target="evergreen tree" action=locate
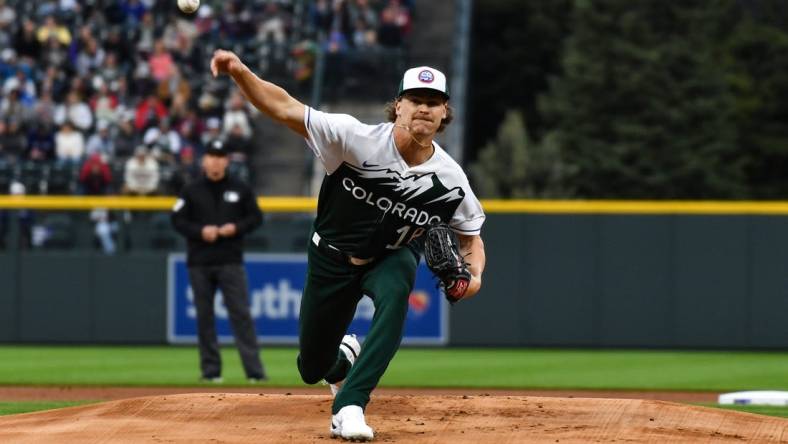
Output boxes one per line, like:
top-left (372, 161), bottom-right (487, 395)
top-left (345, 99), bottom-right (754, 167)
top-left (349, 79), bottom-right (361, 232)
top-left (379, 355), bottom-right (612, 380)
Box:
top-left (725, 18), bottom-right (788, 198)
top-left (470, 110), bottom-right (573, 198)
top-left (467, 0), bottom-right (572, 163)
top-left (539, 0), bottom-right (744, 198)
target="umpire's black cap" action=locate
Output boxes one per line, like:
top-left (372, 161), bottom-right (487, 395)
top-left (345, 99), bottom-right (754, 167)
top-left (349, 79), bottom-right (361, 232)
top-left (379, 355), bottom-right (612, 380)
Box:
top-left (205, 139), bottom-right (228, 156)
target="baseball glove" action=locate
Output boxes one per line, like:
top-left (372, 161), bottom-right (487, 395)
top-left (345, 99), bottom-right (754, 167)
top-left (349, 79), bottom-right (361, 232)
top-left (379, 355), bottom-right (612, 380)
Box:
top-left (423, 222), bottom-right (471, 304)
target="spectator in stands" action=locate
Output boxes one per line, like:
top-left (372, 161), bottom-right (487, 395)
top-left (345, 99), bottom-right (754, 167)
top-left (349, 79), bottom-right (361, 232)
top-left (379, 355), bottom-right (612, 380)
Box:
top-left (197, 83), bottom-right (222, 118)
top-left (144, 117), bottom-right (182, 163)
top-left (123, 145), bottom-right (159, 195)
top-left (158, 66), bottom-right (191, 118)
top-left (41, 32), bottom-right (69, 71)
top-left (310, 0), bottom-right (333, 34)
top-left (352, 18), bottom-right (378, 49)
top-left (36, 15), bottom-right (71, 46)
top-left (14, 19), bottom-right (42, 61)
top-left (378, 0), bottom-right (410, 47)
top-left (0, 0), bottom-right (16, 31)
top-left (26, 121), bottom-right (55, 161)
top-left (325, 29), bottom-right (349, 53)
top-left (112, 77), bottom-right (132, 109)
top-left (0, 119), bottom-right (13, 162)
top-left (0, 89), bottom-right (28, 123)
top-left (171, 28), bottom-right (202, 77)
top-left (177, 110), bottom-right (205, 156)
top-left (0, 119), bottom-right (8, 161)
top-left (258, 2), bottom-right (287, 45)
top-left (136, 11), bottom-right (156, 54)
top-left (135, 92), bottom-right (168, 131)
top-left (79, 153), bottom-right (112, 195)
top-left (32, 88), bottom-right (57, 126)
top-left (40, 65), bottom-right (68, 103)
top-left (0, 0), bottom-right (395, 201)
top-left (75, 37), bottom-right (105, 77)
top-left (0, 181), bottom-right (33, 250)
top-left (2, 118), bottom-right (26, 162)
top-left (202, 117), bottom-right (222, 146)
top-left (349, 0), bottom-right (378, 32)
top-left (167, 145), bottom-right (201, 194)
top-left (54, 91), bottom-right (93, 132)
top-left (85, 120), bottom-right (115, 159)
top-left (121, 0), bottom-right (148, 26)
top-left (55, 120), bottom-right (85, 164)
top-left (114, 112), bottom-right (140, 160)
top-left (3, 69), bottom-right (37, 105)
top-left (225, 123), bottom-right (253, 165)
top-left (149, 39), bottom-right (175, 82)
top-left (67, 76), bottom-right (92, 106)
top-left (99, 52), bottom-right (123, 86)
top-left (89, 207), bottom-right (117, 255)
top-left (102, 27), bottom-right (133, 67)
top-left (0, 48), bottom-right (16, 82)
top-left (90, 80), bottom-right (120, 124)
top-left (223, 91), bottom-right (252, 140)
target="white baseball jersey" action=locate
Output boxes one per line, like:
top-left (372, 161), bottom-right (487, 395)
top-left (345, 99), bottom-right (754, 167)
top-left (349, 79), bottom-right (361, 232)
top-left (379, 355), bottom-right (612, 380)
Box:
top-left (304, 107), bottom-right (485, 258)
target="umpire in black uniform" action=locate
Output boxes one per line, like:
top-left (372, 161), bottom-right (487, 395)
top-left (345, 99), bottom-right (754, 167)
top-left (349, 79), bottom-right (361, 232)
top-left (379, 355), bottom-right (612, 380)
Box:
top-left (171, 139), bottom-right (267, 382)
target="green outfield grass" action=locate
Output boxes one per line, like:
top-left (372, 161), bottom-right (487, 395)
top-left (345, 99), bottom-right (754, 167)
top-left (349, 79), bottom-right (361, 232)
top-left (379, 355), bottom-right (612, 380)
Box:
top-left (0, 346), bottom-right (786, 391)
top-left (703, 404), bottom-right (788, 419)
top-left (0, 346), bottom-right (787, 419)
top-left (0, 401), bottom-right (93, 415)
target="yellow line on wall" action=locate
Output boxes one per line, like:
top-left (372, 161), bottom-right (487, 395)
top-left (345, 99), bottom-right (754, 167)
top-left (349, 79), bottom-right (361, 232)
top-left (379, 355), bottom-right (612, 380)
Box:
top-left (480, 200), bottom-right (788, 214)
top-left (0, 196), bottom-right (318, 212)
top-left (3, 196), bottom-right (788, 214)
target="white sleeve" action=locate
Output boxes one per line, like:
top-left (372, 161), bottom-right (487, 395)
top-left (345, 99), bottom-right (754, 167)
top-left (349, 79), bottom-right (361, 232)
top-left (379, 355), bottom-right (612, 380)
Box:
top-left (450, 186), bottom-right (486, 236)
top-left (304, 106), bottom-right (363, 174)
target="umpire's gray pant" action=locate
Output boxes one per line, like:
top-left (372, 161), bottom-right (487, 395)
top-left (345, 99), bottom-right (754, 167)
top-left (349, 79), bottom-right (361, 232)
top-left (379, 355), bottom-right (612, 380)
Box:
top-left (188, 264), bottom-right (265, 379)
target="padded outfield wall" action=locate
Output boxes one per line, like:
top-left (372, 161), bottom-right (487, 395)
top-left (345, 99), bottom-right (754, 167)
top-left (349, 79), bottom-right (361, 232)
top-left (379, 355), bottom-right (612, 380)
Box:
top-left (1, 197), bottom-right (788, 348)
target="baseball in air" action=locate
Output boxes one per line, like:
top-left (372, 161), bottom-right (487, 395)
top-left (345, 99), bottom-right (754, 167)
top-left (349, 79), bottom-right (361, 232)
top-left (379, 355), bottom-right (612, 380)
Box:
top-left (177, 0), bottom-right (200, 14)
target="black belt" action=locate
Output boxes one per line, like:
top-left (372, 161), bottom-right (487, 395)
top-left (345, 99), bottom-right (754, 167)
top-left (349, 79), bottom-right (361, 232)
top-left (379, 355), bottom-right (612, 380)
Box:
top-left (311, 232), bottom-right (375, 266)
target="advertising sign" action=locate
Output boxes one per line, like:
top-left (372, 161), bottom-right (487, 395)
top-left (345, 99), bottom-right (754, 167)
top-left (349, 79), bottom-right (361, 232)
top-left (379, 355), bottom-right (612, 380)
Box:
top-left (167, 253), bottom-right (447, 345)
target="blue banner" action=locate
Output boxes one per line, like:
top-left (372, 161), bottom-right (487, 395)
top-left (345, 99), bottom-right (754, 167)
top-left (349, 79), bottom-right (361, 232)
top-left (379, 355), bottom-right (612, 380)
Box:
top-left (167, 253), bottom-right (448, 345)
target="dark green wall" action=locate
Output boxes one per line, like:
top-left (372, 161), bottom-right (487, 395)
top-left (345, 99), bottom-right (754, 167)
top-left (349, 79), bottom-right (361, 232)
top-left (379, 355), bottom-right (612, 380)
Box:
top-left (2, 214), bottom-right (788, 347)
top-left (2, 251), bottom-right (167, 343)
top-left (450, 214), bottom-right (788, 348)
top-left (0, 254), bottom-right (16, 340)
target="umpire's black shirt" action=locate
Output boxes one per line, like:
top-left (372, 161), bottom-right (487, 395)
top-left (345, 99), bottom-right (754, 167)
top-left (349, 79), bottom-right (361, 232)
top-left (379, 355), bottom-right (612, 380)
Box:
top-left (171, 175), bottom-right (262, 266)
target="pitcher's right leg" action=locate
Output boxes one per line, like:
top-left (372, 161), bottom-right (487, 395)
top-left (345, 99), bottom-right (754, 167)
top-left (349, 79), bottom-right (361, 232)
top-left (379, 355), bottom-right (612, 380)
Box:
top-left (296, 242), bottom-right (363, 385)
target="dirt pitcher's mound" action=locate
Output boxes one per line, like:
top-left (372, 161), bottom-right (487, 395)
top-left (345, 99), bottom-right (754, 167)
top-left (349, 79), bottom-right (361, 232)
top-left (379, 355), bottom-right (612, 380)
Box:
top-left (0, 393), bottom-right (786, 443)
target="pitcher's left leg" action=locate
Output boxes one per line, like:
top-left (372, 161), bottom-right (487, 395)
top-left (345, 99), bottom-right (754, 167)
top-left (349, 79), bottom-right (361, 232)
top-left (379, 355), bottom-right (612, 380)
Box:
top-left (332, 247), bottom-right (418, 413)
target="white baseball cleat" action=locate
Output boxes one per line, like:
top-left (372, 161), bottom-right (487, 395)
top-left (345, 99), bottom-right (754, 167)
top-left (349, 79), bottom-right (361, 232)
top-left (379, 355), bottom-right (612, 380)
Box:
top-left (329, 334), bottom-right (361, 396)
top-left (330, 405), bottom-right (374, 441)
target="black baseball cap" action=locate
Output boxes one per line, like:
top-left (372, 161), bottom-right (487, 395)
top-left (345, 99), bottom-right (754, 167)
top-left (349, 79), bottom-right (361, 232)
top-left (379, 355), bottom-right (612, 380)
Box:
top-left (205, 139), bottom-right (227, 156)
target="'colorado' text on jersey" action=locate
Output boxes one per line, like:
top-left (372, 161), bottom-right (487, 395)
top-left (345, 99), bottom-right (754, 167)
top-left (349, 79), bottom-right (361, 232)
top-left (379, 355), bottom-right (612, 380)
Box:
top-left (304, 107), bottom-right (485, 259)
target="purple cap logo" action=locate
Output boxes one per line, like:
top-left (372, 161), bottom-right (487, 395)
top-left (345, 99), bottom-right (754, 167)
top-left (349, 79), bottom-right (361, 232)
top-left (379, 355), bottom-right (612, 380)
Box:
top-left (418, 70), bottom-right (434, 83)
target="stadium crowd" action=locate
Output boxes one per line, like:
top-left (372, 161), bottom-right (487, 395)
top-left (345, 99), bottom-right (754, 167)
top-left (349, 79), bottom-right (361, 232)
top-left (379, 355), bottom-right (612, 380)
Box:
top-left (0, 0), bottom-right (413, 198)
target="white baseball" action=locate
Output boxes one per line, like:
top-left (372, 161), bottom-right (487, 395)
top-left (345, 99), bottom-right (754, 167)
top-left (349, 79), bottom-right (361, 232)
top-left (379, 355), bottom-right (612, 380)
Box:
top-left (177, 0), bottom-right (200, 14)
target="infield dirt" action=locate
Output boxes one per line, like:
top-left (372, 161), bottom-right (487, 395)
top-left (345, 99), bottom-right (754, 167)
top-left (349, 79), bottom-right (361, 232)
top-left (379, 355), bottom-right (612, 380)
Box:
top-left (0, 392), bottom-right (786, 443)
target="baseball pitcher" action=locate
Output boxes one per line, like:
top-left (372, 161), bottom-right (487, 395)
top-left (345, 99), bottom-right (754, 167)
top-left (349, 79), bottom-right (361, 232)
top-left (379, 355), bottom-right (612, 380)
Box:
top-left (210, 49), bottom-right (486, 441)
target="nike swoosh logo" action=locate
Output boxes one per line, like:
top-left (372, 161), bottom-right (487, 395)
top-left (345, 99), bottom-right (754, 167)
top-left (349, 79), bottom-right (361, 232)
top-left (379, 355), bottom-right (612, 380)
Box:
top-left (362, 161), bottom-right (379, 168)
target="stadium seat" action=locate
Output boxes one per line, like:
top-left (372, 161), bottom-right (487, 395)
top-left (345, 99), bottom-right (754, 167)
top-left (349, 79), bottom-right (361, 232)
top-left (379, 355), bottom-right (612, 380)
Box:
top-left (38, 212), bottom-right (76, 249)
top-left (47, 162), bottom-right (77, 195)
top-left (148, 212), bottom-right (179, 250)
top-left (245, 226), bottom-right (270, 251)
top-left (228, 162), bottom-right (251, 184)
top-left (18, 161), bottom-right (47, 195)
top-left (0, 159), bottom-right (13, 193)
top-left (110, 161), bottom-right (126, 193)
